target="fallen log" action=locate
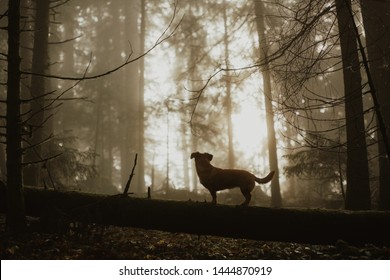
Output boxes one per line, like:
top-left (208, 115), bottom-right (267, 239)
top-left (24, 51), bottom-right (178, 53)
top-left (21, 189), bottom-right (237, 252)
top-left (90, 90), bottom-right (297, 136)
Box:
top-left (1, 186), bottom-right (390, 246)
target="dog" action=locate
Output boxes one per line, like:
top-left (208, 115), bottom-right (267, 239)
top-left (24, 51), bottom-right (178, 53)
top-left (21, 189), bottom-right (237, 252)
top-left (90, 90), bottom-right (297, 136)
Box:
top-left (191, 152), bottom-right (275, 206)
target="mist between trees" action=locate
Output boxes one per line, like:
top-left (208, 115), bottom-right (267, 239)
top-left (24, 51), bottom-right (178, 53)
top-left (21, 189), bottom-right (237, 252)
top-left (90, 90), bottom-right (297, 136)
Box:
top-left (1, 0), bottom-right (390, 232)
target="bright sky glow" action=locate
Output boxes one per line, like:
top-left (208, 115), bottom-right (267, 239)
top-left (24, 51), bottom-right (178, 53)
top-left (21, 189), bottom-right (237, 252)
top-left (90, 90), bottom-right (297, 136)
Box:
top-left (142, 6), bottom-right (280, 190)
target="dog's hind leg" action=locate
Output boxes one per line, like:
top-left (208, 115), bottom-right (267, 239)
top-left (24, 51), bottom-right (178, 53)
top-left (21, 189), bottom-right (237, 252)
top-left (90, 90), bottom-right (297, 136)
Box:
top-left (240, 182), bottom-right (254, 206)
top-left (240, 191), bottom-right (251, 206)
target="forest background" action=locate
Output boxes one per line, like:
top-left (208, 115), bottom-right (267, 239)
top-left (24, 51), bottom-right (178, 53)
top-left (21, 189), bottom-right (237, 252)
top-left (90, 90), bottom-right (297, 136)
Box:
top-left (1, 0), bottom-right (390, 234)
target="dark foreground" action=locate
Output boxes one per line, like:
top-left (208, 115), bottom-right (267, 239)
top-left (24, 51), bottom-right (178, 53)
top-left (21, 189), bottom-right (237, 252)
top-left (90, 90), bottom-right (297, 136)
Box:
top-left (1, 216), bottom-right (389, 260)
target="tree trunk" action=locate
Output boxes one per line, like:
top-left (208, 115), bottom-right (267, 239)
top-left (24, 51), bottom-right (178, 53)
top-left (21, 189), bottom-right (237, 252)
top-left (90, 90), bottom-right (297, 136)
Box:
top-left (138, 0), bottom-right (146, 193)
top-left (191, 130), bottom-right (199, 191)
top-left (254, 1), bottom-right (282, 207)
top-left (189, 43), bottom-right (199, 192)
top-left (335, 0), bottom-right (371, 210)
top-left (0, 143), bottom-right (6, 180)
top-left (223, 1), bottom-right (235, 169)
top-left (23, 0), bottom-right (50, 187)
top-left (360, 0), bottom-right (390, 210)
top-left (6, 0), bottom-right (26, 233)
top-left (58, 4), bottom-right (76, 134)
top-left (120, 0), bottom-right (141, 192)
top-left (20, 0), bottom-right (33, 117)
top-left (1, 186), bottom-right (390, 246)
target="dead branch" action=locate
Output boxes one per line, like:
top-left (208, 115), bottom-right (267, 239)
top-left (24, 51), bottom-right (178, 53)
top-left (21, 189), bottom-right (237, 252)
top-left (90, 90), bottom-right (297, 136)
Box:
top-left (48, 34), bottom-right (83, 45)
top-left (123, 154), bottom-right (138, 196)
top-left (22, 152), bottom-right (62, 167)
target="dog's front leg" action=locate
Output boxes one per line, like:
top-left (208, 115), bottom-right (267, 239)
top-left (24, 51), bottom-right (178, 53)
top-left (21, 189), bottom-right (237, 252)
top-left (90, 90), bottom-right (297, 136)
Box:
top-left (209, 190), bottom-right (217, 204)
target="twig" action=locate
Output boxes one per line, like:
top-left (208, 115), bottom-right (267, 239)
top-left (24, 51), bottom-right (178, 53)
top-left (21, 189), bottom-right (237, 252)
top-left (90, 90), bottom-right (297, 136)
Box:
top-left (122, 153), bottom-right (138, 196)
top-left (22, 152), bottom-right (62, 167)
top-left (20, 3), bottom-right (182, 81)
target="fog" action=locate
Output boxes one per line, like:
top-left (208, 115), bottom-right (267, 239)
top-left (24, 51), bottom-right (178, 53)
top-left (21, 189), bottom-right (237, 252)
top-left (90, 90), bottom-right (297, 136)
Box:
top-left (1, 0), bottom-right (390, 210)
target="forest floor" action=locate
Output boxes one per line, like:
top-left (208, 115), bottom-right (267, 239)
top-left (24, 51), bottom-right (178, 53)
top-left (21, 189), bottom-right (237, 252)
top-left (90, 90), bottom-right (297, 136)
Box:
top-left (1, 215), bottom-right (389, 260)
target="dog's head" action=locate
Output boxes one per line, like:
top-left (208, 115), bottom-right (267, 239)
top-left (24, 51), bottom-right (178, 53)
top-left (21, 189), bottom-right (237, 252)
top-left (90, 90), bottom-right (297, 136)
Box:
top-left (190, 152), bottom-right (213, 162)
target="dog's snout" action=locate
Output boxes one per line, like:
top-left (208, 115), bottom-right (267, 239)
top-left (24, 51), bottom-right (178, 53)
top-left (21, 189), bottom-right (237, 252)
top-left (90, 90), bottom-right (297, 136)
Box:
top-left (205, 153), bottom-right (213, 161)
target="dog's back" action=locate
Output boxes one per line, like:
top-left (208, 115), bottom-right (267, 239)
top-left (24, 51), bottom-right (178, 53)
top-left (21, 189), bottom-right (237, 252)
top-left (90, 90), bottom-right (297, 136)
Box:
top-left (206, 168), bottom-right (255, 190)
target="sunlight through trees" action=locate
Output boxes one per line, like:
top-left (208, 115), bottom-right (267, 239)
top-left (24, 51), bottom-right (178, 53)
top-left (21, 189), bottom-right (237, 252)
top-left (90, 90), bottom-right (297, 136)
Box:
top-left (1, 0), bottom-right (390, 233)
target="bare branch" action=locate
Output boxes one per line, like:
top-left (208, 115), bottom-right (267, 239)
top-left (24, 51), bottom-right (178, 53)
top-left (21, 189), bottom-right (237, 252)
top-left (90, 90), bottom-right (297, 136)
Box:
top-left (20, 3), bottom-right (183, 81)
top-left (22, 152), bottom-right (62, 167)
top-left (187, 3), bottom-right (335, 125)
top-left (22, 133), bottom-right (54, 152)
top-left (0, 9), bottom-right (8, 21)
top-left (20, 89), bottom-right (57, 103)
top-left (49, 34), bottom-right (83, 45)
top-left (50, 0), bottom-right (71, 10)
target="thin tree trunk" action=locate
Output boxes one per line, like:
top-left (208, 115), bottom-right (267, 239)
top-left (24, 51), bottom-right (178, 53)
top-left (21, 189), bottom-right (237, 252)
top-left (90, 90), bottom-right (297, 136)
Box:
top-left (20, 0), bottom-right (33, 117)
top-left (254, 1), bottom-right (282, 207)
top-left (23, 0), bottom-right (50, 187)
top-left (117, 2), bottom-right (131, 190)
top-left (191, 136), bottom-right (198, 191)
top-left (138, 0), bottom-right (146, 193)
top-left (106, 113), bottom-right (114, 184)
top-left (181, 122), bottom-right (190, 189)
top-left (223, 1), bottom-right (235, 169)
top-left (120, 0), bottom-right (140, 192)
top-left (335, 0), bottom-right (371, 210)
top-left (189, 42), bottom-right (199, 192)
top-left (59, 4), bottom-right (76, 134)
top-left (6, 0), bottom-right (26, 233)
top-left (93, 89), bottom-right (103, 190)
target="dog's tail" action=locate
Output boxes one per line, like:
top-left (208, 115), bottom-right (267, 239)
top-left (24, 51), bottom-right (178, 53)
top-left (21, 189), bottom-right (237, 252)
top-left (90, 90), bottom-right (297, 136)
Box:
top-left (254, 171), bottom-right (275, 184)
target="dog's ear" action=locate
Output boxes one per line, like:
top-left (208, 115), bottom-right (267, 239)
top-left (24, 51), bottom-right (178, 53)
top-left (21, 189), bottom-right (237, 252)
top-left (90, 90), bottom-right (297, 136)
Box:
top-left (205, 153), bottom-right (213, 161)
top-left (190, 152), bottom-right (198, 159)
